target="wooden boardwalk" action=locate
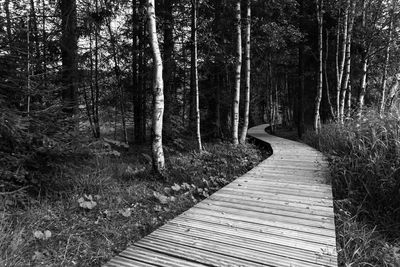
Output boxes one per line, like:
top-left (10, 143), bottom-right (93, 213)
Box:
top-left (105, 124), bottom-right (337, 267)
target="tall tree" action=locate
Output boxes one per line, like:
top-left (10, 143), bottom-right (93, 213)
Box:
top-left (297, 0), bottom-right (305, 137)
top-left (147, 0), bottom-right (165, 174)
top-left (379, 0), bottom-right (396, 116)
top-left (240, 0), bottom-right (251, 144)
top-left (339, 0), bottom-right (355, 123)
top-left (356, 0), bottom-right (369, 119)
top-left (314, 0), bottom-right (323, 132)
top-left (335, 0), bottom-right (349, 120)
top-left (161, 0), bottom-right (175, 123)
top-left (60, 0), bottom-right (78, 115)
top-left (191, 0), bottom-right (202, 152)
top-left (232, 0), bottom-right (242, 145)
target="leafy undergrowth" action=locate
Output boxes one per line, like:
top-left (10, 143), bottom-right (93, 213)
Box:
top-left (0, 138), bottom-right (267, 266)
top-left (303, 110), bottom-right (400, 266)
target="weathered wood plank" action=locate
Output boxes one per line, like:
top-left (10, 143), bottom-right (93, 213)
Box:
top-left (104, 124), bottom-right (337, 267)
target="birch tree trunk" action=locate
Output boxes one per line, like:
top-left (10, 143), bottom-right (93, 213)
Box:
top-left (314, 0), bottom-right (323, 132)
top-left (191, 0), bottom-right (202, 152)
top-left (336, 2), bottom-right (348, 120)
top-left (325, 29), bottom-right (335, 120)
top-left (232, 0), bottom-right (242, 145)
top-left (379, 0), bottom-right (395, 116)
top-left (147, 0), bottom-right (165, 173)
top-left (339, 0), bottom-right (355, 123)
top-left (297, 0), bottom-right (305, 137)
top-left (240, 0), bottom-right (251, 144)
top-left (357, 0), bottom-right (368, 119)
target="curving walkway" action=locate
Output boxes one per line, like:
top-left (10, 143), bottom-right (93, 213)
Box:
top-left (105, 124), bottom-right (337, 267)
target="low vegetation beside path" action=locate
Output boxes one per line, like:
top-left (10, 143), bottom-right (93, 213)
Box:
top-left (303, 110), bottom-right (400, 266)
top-left (0, 137), bottom-right (267, 266)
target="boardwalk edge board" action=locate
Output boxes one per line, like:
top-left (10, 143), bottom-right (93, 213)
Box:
top-left (105, 124), bottom-right (337, 267)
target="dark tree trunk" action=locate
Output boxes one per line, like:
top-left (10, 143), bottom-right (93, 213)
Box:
top-left (60, 0), bottom-right (78, 115)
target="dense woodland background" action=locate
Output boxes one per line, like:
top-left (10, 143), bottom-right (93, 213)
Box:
top-left (1, 0), bottom-right (400, 266)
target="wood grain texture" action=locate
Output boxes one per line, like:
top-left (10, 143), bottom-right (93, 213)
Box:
top-left (104, 124), bottom-right (337, 267)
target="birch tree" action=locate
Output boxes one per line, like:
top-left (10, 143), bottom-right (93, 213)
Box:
top-left (147, 0), bottom-right (165, 173)
top-left (339, 0), bottom-right (355, 123)
top-left (335, 1), bottom-right (349, 120)
top-left (240, 0), bottom-right (251, 144)
top-left (314, 0), bottom-right (323, 132)
top-left (191, 0), bottom-right (202, 152)
top-left (379, 0), bottom-right (396, 116)
top-left (232, 0), bottom-right (242, 145)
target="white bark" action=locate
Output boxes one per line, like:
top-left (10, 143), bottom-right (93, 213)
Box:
top-left (232, 0), bottom-right (242, 145)
top-left (240, 0), bottom-right (251, 144)
top-left (314, 0), bottom-right (323, 133)
top-left (191, 0), bottom-right (202, 151)
top-left (147, 0), bottom-right (165, 173)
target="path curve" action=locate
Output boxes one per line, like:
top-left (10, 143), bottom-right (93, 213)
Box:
top-left (105, 124), bottom-right (337, 267)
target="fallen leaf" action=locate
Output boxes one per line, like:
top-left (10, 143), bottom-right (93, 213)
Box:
top-left (32, 251), bottom-right (44, 261)
top-left (44, 230), bottom-right (52, 239)
top-left (33, 231), bottom-right (44, 240)
top-left (119, 208), bottom-right (132, 217)
top-left (171, 183), bottom-right (181, 191)
top-left (153, 192), bottom-right (169, 204)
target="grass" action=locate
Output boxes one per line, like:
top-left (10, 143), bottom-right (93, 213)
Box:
top-left (0, 137), bottom-right (267, 266)
top-left (302, 110), bottom-right (400, 267)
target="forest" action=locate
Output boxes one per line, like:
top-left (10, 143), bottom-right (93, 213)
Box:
top-left (1, 0), bottom-right (400, 266)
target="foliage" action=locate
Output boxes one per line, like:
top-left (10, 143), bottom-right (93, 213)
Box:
top-left (0, 140), bottom-right (267, 266)
top-left (303, 109), bottom-right (400, 265)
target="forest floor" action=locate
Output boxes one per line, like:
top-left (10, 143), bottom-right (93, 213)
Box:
top-left (0, 135), bottom-right (268, 266)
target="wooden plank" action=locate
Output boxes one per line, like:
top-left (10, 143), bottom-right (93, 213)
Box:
top-left (165, 218), bottom-right (335, 253)
top-left (105, 124), bottom-right (338, 267)
top-left (182, 207), bottom-right (336, 236)
top-left (149, 227), bottom-right (335, 267)
top-left (223, 182), bottom-right (332, 198)
top-left (105, 257), bottom-right (159, 267)
top-left (134, 237), bottom-right (268, 267)
top-left (218, 188), bottom-right (334, 206)
top-left (209, 192), bottom-right (334, 214)
top-left (119, 247), bottom-right (205, 267)
top-left (174, 212), bottom-right (334, 245)
top-left (190, 204), bottom-right (334, 230)
top-left (201, 198), bottom-right (334, 220)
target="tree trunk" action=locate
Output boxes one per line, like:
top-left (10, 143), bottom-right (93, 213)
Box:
top-left (93, 0), bottom-right (100, 137)
top-left (356, 0), bottom-right (368, 119)
top-left (379, 0), bottom-right (395, 116)
top-left (336, 2), bottom-right (348, 120)
top-left (297, 0), bottom-right (305, 137)
top-left (232, 0), bottom-right (242, 145)
top-left (134, 0), bottom-right (146, 143)
top-left (106, 19), bottom-right (128, 143)
top-left (339, 0), bottom-right (355, 123)
top-left (147, 0), bottom-right (165, 174)
top-left (346, 84), bottom-right (352, 118)
top-left (191, 0), bottom-right (202, 152)
top-left (314, 0), bottom-right (323, 133)
top-left (162, 0), bottom-right (175, 123)
top-left (325, 29), bottom-right (335, 120)
top-left (60, 0), bottom-right (78, 115)
top-left (4, 0), bottom-right (12, 51)
top-left (240, 0), bottom-right (251, 144)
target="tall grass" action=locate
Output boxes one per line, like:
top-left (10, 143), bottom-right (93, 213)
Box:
top-left (303, 109), bottom-right (400, 266)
